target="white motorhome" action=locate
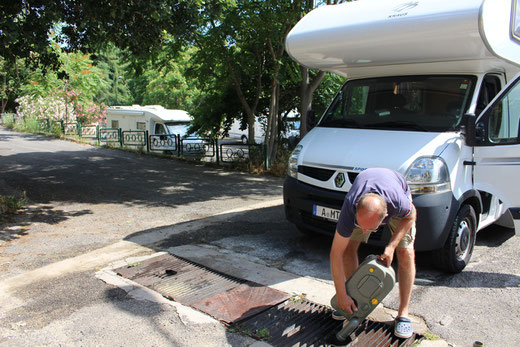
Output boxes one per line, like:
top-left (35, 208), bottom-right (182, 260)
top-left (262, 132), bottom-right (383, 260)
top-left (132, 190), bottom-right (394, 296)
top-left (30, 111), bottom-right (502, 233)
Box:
top-left (106, 105), bottom-right (192, 137)
top-left (284, 0), bottom-right (520, 272)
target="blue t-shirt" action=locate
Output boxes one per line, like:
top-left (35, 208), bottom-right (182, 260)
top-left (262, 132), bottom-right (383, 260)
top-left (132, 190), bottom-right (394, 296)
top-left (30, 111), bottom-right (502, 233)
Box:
top-left (336, 168), bottom-right (413, 238)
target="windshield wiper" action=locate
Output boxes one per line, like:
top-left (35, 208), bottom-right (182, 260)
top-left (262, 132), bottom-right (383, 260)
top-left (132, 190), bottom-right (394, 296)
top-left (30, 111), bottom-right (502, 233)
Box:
top-left (372, 121), bottom-right (428, 132)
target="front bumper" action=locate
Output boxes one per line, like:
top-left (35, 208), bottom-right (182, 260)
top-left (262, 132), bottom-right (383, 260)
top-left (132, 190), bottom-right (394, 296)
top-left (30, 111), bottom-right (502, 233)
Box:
top-left (283, 176), bottom-right (458, 251)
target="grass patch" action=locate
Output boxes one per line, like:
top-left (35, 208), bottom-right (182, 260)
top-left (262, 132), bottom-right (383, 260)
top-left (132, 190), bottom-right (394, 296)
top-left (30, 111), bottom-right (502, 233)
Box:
top-left (0, 192), bottom-right (28, 215)
top-left (255, 328), bottom-right (270, 340)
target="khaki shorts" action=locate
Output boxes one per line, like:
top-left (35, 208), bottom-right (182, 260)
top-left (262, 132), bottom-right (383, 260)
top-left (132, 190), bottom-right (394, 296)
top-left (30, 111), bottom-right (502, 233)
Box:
top-left (350, 217), bottom-right (416, 249)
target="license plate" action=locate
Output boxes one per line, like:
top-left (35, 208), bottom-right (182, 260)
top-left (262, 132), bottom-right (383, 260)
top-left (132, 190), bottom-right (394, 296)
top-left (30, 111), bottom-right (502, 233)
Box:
top-left (313, 205), bottom-right (341, 221)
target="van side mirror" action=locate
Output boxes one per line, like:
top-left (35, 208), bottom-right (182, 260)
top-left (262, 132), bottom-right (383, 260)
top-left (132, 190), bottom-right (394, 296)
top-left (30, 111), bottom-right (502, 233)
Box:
top-left (463, 112), bottom-right (476, 146)
top-left (306, 109), bottom-right (316, 130)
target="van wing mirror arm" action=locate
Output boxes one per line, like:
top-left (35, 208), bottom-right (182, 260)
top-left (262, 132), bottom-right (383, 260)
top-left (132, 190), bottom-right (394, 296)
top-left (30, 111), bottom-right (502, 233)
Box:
top-left (462, 112), bottom-right (476, 146)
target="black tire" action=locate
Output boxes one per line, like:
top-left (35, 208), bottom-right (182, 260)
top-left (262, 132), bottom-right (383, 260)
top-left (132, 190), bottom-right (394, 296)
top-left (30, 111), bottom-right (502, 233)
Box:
top-left (435, 204), bottom-right (477, 273)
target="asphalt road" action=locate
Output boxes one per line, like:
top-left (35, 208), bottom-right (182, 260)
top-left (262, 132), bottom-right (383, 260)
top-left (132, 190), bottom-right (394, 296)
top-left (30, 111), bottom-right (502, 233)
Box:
top-left (1, 127), bottom-right (519, 346)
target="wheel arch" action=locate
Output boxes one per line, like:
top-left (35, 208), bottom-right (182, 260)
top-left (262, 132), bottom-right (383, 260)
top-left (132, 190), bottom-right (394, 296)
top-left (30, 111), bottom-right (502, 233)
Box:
top-left (457, 190), bottom-right (482, 229)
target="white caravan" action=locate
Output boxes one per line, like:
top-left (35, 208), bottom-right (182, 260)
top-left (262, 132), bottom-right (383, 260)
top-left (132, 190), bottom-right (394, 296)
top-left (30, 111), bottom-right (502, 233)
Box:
top-left (284, 0), bottom-right (520, 272)
top-left (106, 105), bottom-right (192, 137)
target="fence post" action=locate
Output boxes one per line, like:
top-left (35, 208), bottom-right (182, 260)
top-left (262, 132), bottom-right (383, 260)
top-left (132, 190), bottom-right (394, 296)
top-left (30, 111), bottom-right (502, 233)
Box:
top-left (96, 124), bottom-right (100, 145)
top-left (145, 130), bottom-right (150, 152)
top-left (78, 123), bottom-right (82, 138)
top-left (119, 128), bottom-right (123, 147)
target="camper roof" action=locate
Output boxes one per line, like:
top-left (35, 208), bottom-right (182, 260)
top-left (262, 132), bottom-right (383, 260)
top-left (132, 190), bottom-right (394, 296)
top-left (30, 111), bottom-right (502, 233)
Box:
top-left (107, 105), bottom-right (191, 122)
top-left (286, 0), bottom-right (520, 79)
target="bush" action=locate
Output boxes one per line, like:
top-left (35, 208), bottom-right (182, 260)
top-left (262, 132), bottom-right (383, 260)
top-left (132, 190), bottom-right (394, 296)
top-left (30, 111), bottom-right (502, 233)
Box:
top-left (13, 115), bottom-right (41, 133)
top-left (0, 192), bottom-right (27, 215)
top-left (1, 113), bottom-right (16, 128)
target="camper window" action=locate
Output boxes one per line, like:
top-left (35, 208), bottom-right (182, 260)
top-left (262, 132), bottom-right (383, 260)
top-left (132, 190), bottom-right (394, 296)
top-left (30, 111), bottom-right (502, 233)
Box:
top-left (137, 122), bottom-right (146, 131)
top-left (111, 120), bottom-right (119, 128)
top-left (513, 0), bottom-right (520, 42)
top-left (320, 75), bottom-right (476, 132)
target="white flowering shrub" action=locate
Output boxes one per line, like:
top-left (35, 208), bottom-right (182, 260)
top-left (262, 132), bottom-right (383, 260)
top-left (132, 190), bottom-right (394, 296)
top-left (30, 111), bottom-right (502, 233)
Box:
top-left (16, 94), bottom-right (73, 122)
top-left (15, 90), bottom-right (107, 135)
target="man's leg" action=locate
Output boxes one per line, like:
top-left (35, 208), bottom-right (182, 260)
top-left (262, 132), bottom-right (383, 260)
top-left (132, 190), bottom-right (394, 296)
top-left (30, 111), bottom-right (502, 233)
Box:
top-left (395, 247), bottom-right (415, 317)
top-left (343, 239), bottom-right (361, 280)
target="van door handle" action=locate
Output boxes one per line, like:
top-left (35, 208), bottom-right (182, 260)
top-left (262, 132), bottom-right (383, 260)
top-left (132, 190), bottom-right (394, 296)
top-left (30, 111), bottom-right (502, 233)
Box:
top-left (463, 161), bottom-right (476, 166)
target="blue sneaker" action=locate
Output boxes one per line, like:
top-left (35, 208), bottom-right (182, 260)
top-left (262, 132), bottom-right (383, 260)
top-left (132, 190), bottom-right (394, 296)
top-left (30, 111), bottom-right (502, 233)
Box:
top-left (394, 317), bottom-right (413, 338)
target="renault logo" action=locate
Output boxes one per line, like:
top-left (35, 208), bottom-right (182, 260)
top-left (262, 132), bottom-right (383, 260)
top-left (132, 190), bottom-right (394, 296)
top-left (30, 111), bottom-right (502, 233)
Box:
top-left (334, 172), bottom-right (346, 188)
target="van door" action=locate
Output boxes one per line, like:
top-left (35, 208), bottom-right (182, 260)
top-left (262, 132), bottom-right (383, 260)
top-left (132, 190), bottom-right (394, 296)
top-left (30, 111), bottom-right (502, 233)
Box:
top-left (473, 73), bottom-right (520, 230)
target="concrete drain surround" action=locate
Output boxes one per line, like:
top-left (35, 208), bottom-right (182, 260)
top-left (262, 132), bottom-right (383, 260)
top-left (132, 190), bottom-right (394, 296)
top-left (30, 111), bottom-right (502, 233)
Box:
top-left (115, 253), bottom-right (423, 346)
top-left (115, 253), bottom-right (290, 323)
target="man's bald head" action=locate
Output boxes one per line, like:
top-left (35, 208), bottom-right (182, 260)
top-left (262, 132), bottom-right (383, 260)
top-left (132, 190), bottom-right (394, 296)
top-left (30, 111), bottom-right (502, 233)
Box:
top-left (357, 193), bottom-right (387, 222)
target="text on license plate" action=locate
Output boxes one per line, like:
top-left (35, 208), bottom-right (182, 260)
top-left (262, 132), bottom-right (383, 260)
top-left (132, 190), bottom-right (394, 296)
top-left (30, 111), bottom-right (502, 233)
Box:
top-left (313, 205), bottom-right (341, 221)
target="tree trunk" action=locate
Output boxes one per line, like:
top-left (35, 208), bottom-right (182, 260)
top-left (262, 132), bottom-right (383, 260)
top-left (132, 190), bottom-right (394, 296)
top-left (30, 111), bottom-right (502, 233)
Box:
top-left (227, 53), bottom-right (263, 144)
top-left (266, 76), bottom-right (280, 164)
top-left (299, 66), bottom-right (325, 137)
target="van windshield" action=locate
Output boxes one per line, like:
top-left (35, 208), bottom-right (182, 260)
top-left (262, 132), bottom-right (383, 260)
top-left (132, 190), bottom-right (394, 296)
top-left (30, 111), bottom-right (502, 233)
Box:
top-left (319, 75), bottom-right (476, 132)
top-left (165, 121), bottom-right (190, 136)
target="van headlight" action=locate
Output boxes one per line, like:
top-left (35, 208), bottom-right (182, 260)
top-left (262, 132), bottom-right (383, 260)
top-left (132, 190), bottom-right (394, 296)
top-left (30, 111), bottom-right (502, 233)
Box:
top-left (288, 145), bottom-right (303, 178)
top-left (405, 157), bottom-right (451, 194)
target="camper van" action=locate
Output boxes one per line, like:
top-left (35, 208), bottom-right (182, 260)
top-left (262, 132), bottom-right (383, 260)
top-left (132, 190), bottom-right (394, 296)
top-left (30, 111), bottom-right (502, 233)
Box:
top-left (284, 0), bottom-right (520, 272)
top-left (106, 105), bottom-right (191, 137)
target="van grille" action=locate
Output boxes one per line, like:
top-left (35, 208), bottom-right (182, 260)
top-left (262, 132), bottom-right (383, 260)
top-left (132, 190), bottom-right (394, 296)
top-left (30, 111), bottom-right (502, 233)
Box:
top-left (298, 166), bottom-right (336, 181)
top-left (347, 171), bottom-right (359, 183)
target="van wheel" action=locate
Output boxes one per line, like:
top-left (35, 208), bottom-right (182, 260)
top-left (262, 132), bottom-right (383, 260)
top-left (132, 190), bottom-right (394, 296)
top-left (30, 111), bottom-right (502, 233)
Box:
top-left (241, 135), bottom-right (248, 144)
top-left (435, 204), bottom-right (476, 273)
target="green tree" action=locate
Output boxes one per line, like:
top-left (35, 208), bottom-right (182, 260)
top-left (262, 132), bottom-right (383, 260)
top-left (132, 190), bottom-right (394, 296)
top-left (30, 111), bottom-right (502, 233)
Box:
top-left (189, 1), bottom-right (268, 144)
top-left (141, 47), bottom-right (201, 111)
top-left (20, 46), bottom-right (106, 103)
top-left (92, 46), bottom-right (133, 106)
top-left (298, 0), bottom-right (349, 137)
top-left (0, 58), bottom-right (27, 113)
top-left (188, 0), bottom-right (345, 164)
top-left (1, 1), bottom-right (200, 72)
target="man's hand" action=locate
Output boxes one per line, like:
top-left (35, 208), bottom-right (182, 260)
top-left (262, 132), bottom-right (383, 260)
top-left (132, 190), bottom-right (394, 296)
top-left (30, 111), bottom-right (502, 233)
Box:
top-left (377, 246), bottom-right (394, 267)
top-left (337, 292), bottom-right (358, 315)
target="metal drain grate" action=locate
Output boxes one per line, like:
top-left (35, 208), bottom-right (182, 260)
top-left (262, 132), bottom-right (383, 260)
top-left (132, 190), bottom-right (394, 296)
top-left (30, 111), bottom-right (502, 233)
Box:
top-left (115, 253), bottom-right (290, 322)
top-left (234, 299), bottom-right (423, 347)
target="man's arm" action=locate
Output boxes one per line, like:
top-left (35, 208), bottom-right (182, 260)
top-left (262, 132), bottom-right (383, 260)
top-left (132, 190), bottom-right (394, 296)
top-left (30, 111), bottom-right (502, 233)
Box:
top-left (378, 203), bottom-right (417, 267)
top-left (330, 230), bottom-right (358, 314)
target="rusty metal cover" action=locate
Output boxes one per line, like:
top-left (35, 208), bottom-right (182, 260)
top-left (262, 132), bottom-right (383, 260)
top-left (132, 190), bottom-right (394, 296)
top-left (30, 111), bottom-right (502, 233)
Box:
top-left (191, 283), bottom-right (290, 323)
top-left (115, 253), bottom-right (289, 323)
